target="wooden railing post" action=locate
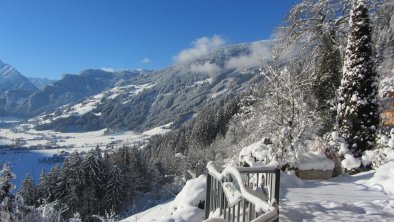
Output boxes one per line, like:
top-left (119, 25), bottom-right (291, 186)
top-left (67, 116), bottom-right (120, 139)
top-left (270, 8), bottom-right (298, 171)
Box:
top-left (273, 168), bottom-right (281, 222)
top-left (205, 173), bottom-right (211, 219)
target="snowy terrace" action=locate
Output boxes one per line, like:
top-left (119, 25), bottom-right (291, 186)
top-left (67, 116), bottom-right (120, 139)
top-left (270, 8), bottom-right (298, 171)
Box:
top-left (123, 144), bottom-right (394, 222)
top-left (123, 163), bottom-right (394, 222)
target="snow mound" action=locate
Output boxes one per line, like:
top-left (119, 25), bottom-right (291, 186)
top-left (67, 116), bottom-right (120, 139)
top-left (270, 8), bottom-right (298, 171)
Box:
top-left (367, 161), bottom-right (394, 196)
top-left (296, 151), bottom-right (335, 171)
top-left (361, 150), bottom-right (377, 166)
top-left (342, 153), bottom-right (361, 170)
top-left (169, 174), bottom-right (206, 215)
top-left (279, 171), bottom-right (304, 199)
top-left (239, 139), bottom-right (271, 166)
top-left (123, 175), bottom-right (206, 222)
top-left (389, 128), bottom-right (394, 149)
top-left (380, 75), bottom-right (394, 97)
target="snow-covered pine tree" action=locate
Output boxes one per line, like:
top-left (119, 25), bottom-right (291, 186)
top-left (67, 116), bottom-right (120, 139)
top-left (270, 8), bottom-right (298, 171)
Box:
top-left (337, 0), bottom-right (380, 159)
top-left (82, 148), bottom-right (106, 215)
top-left (104, 165), bottom-right (125, 212)
top-left (17, 174), bottom-right (37, 206)
top-left (190, 108), bottom-right (216, 148)
top-left (0, 194), bottom-right (32, 222)
top-left (0, 163), bottom-right (15, 204)
top-left (129, 147), bottom-right (149, 192)
top-left (57, 151), bottom-right (85, 219)
top-left (36, 170), bottom-right (49, 204)
top-left (313, 31), bottom-right (342, 135)
top-left (46, 166), bottom-right (61, 202)
top-left (112, 146), bottom-right (134, 193)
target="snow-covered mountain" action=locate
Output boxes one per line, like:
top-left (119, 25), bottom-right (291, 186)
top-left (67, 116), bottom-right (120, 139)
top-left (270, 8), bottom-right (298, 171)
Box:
top-left (0, 60), bottom-right (37, 92)
top-left (34, 41), bottom-right (277, 132)
top-left (6, 68), bottom-right (151, 117)
top-left (28, 77), bottom-right (55, 89)
top-left (0, 60), bottom-right (39, 117)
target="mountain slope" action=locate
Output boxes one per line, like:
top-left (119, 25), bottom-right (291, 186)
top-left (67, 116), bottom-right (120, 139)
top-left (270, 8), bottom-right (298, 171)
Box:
top-left (28, 77), bottom-right (55, 89)
top-left (10, 68), bottom-right (150, 117)
top-left (34, 41), bottom-right (276, 132)
top-left (0, 60), bottom-right (39, 116)
top-left (0, 60), bottom-right (37, 92)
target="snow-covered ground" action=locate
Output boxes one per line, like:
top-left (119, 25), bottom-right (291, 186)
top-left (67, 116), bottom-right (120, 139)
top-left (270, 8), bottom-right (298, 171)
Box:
top-left (280, 170), bottom-right (394, 221)
top-left (122, 162), bottom-right (394, 221)
top-left (0, 122), bottom-right (172, 148)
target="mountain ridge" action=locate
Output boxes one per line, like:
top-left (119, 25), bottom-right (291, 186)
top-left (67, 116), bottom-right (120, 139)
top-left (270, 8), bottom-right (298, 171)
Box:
top-left (0, 60), bottom-right (152, 117)
top-left (33, 40), bottom-right (277, 132)
top-left (0, 60), bottom-right (38, 92)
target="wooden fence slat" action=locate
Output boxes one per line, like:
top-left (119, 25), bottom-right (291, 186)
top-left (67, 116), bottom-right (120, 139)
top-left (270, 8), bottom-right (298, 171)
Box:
top-left (204, 174), bottom-right (211, 219)
top-left (242, 199), bottom-right (246, 222)
top-left (237, 201), bottom-right (241, 222)
top-left (232, 205), bottom-right (235, 222)
top-left (249, 199), bottom-right (252, 220)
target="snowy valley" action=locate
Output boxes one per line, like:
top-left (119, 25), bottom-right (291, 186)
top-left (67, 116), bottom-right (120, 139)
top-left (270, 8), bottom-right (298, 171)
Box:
top-left (0, 0), bottom-right (394, 221)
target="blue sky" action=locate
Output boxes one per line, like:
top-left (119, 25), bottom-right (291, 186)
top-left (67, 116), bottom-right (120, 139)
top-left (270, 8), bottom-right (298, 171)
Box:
top-left (0, 0), bottom-right (297, 79)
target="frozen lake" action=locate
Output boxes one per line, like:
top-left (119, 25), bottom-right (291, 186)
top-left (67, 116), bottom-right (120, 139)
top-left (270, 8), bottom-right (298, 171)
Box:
top-left (0, 147), bottom-right (93, 191)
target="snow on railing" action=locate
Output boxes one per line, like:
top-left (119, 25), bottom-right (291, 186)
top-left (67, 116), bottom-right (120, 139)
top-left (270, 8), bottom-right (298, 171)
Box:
top-left (205, 161), bottom-right (280, 222)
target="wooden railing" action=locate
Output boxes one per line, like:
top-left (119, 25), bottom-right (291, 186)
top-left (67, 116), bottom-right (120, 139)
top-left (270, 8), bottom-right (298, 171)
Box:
top-left (205, 162), bottom-right (280, 222)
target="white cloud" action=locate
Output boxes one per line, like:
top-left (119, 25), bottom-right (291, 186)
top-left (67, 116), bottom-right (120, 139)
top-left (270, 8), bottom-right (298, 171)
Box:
top-left (100, 67), bottom-right (114, 72)
top-left (225, 41), bottom-right (272, 70)
top-left (174, 35), bottom-right (225, 64)
top-left (190, 62), bottom-right (221, 74)
top-left (142, 57), bottom-right (151, 64)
